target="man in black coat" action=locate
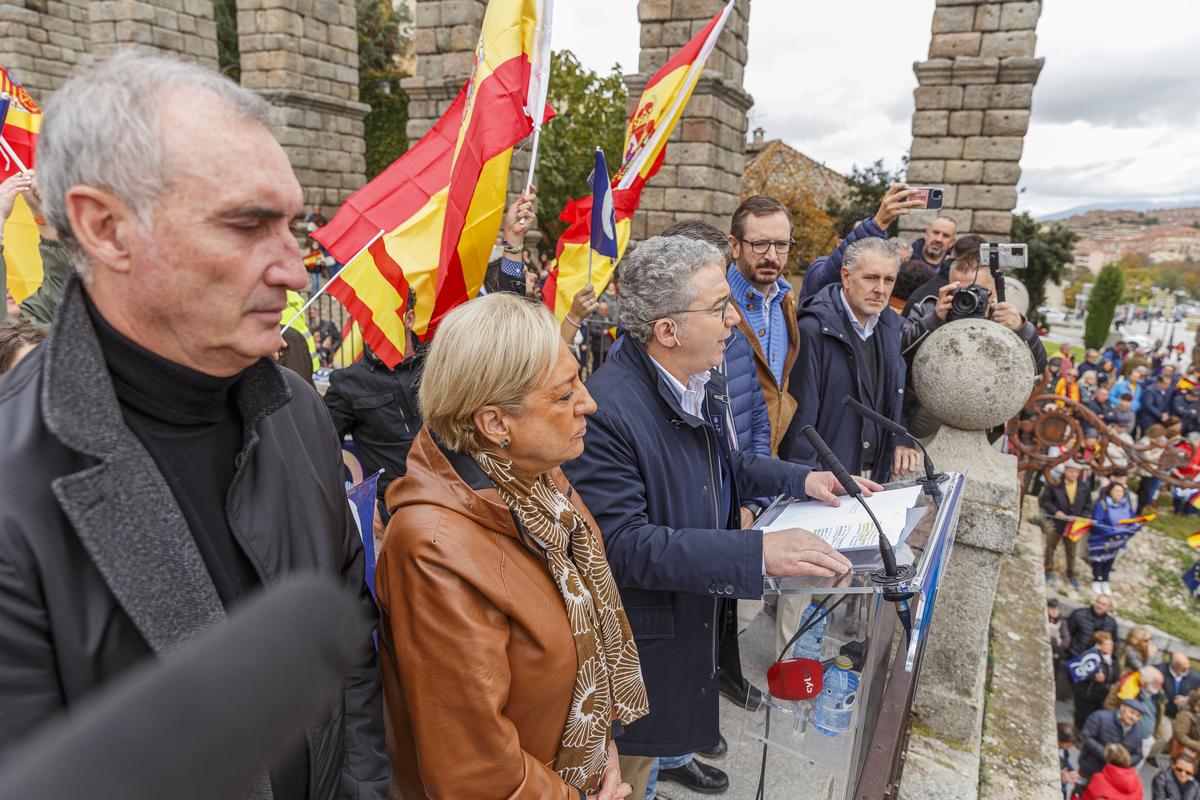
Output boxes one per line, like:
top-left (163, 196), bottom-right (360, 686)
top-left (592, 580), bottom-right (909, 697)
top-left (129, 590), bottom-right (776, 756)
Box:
top-left (1172, 385), bottom-right (1200, 434)
top-left (780, 237), bottom-right (921, 483)
top-left (324, 291), bottom-right (424, 526)
top-left (1084, 385), bottom-right (1119, 427)
top-left (1078, 702), bottom-right (1144, 781)
top-left (1165, 652), bottom-right (1200, 721)
top-left (563, 235), bottom-right (873, 798)
top-left (1040, 460), bottom-right (1094, 589)
top-left (1067, 595), bottom-right (1119, 659)
top-left (0, 55), bottom-right (389, 799)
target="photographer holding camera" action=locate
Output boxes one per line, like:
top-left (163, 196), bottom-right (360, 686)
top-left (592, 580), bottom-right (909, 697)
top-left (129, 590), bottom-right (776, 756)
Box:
top-left (900, 239), bottom-right (1048, 438)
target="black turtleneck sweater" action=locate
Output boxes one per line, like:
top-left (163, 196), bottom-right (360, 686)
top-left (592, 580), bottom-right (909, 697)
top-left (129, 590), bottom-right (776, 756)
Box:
top-left (87, 296), bottom-right (309, 800)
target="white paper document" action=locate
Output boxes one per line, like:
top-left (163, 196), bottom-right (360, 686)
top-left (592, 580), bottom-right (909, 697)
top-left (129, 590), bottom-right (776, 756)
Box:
top-left (759, 486), bottom-right (922, 551)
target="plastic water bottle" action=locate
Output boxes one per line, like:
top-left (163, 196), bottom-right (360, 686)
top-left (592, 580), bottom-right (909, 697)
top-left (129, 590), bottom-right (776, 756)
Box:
top-left (791, 601), bottom-right (828, 660)
top-left (813, 655), bottom-right (859, 736)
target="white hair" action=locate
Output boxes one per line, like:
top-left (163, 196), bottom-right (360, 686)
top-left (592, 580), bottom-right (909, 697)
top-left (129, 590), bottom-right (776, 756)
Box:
top-left (844, 236), bottom-right (900, 276)
top-left (619, 236), bottom-right (724, 346)
top-left (39, 51), bottom-right (275, 277)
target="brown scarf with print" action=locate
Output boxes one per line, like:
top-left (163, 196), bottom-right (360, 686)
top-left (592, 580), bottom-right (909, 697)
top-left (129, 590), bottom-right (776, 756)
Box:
top-left (474, 450), bottom-right (649, 792)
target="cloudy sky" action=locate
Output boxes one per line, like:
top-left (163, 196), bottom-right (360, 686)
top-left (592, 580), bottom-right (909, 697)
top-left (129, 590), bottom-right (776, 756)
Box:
top-left (553, 0), bottom-right (1200, 219)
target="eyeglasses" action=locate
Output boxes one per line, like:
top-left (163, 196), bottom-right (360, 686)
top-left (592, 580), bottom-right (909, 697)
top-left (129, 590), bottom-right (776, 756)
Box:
top-left (636, 295), bottom-right (732, 326)
top-left (738, 237), bottom-right (795, 255)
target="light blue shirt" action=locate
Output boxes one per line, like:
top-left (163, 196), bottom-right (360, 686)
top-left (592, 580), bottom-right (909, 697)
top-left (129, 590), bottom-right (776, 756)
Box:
top-left (727, 264), bottom-right (791, 387)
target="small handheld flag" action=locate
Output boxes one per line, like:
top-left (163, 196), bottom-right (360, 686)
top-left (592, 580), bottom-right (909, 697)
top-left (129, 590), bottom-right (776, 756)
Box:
top-left (1178, 377), bottom-right (1197, 391)
top-left (347, 469), bottom-right (384, 598)
top-left (1117, 670), bottom-right (1142, 700)
top-left (303, 250), bottom-right (322, 268)
top-left (1190, 491), bottom-right (1200, 511)
top-left (1117, 513), bottom-right (1157, 526)
top-left (588, 148), bottom-right (618, 260)
top-left (1066, 517), bottom-right (1093, 542)
top-left (1066, 648), bottom-right (1102, 683)
top-left (1184, 559), bottom-right (1200, 598)
top-left (1187, 532), bottom-right (1200, 550)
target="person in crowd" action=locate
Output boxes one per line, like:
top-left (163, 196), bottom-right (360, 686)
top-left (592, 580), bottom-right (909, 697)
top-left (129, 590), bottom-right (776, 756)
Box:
top-left (563, 235), bottom-right (871, 798)
top-left (324, 290), bottom-right (423, 529)
top-left (1113, 393), bottom-right (1137, 432)
top-left (1042, 460), bottom-right (1093, 589)
top-left (0, 323), bottom-right (46, 374)
top-left (1088, 482), bottom-right (1137, 595)
top-left (599, 272), bottom-right (620, 321)
top-left (1122, 347), bottom-right (1152, 378)
top-left (1075, 631), bottom-right (1121, 729)
top-left (1170, 688), bottom-right (1200, 764)
top-left (304, 240), bottom-right (325, 296)
top-left (0, 53), bottom-right (389, 795)
top-left (1151, 753), bottom-right (1199, 800)
top-left (1106, 667), bottom-right (1168, 757)
top-left (797, 183), bottom-right (923, 301)
top-left (560, 283), bottom-right (601, 345)
top-left (899, 234), bottom-right (984, 318)
top-left (1057, 368), bottom-right (1082, 407)
top-left (1112, 367), bottom-right (1149, 414)
top-left (1080, 370), bottom-right (1100, 404)
top-left (1, 171), bottom-right (73, 332)
top-left (1173, 385), bottom-right (1200, 434)
top-left (1050, 599), bottom-right (1073, 701)
top-left (275, 325), bottom-right (316, 387)
top-left (1123, 625), bottom-right (1161, 674)
top-left (1080, 743), bottom-right (1142, 800)
top-left (726, 195), bottom-right (801, 455)
top-left (481, 190), bottom-right (539, 298)
top-left (1058, 343), bottom-right (1076, 373)
top-left (1078, 701), bottom-right (1145, 787)
top-left (1104, 342), bottom-right (1129, 371)
top-left (909, 215), bottom-right (959, 277)
top-left (889, 259), bottom-right (935, 315)
top-left (585, 300), bottom-right (613, 373)
top-left (900, 241), bottom-right (1048, 438)
top-left (1048, 356), bottom-right (1064, 385)
top-left (1086, 387), bottom-right (1119, 426)
top-left (1068, 595), bottom-right (1119, 661)
top-left (375, 293), bottom-right (645, 800)
top-left (1141, 374), bottom-right (1176, 435)
top-left (1165, 653), bottom-right (1200, 723)
top-left (1078, 349), bottom-right (1103, 380)
top-left (781, 237), bottom-right (921, 481)
top-left (1099, 357), bottom-right (1120, 388)
top-left (1060, 723), bottom-right (1082, 797)
top-left (307, 305), bottom-right (343, 366)
top-left (890, 236), bottom-right (912, 261)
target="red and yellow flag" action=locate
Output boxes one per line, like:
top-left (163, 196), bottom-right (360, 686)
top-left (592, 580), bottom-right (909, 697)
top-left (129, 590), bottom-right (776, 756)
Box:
top-left (0, 65), bottom-right (42, 303)
top-left (548, 0), bottom-right (736, 318)
top-left (1066, 517), bottom-right (1093, 542)
top-left (1117, 513), bottom-right (1157, 526)
top-left (302, 250), bottom-right (322, 268)
top-left (1178, 377), bottom-right (1196, 391)
top-left (1187, 531), bottom-right (1200, 550)
top-left (314, 0), bottom-right (551, 365)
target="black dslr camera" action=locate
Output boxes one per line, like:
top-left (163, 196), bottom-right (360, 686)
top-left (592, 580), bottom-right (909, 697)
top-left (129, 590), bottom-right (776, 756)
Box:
top-left (947, 284), bottom-right (992, 321)
top-left (946, 242), bottom-right (1029, 322)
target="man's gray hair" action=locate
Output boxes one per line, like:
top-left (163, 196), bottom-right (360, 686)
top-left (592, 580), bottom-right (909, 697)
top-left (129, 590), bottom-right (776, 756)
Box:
top-left (620, 235), bottom-right (724, 346)
top-left (39, 51), bottom-right (275, 276)
top-left (843, 236), bottom-right (900, 276)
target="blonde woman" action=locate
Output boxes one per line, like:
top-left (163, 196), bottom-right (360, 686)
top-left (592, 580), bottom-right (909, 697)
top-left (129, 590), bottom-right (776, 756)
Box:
top-left (375, 293), bottom-right (648, 800)
top-left (1122, 625), bottom-right (1158, 674)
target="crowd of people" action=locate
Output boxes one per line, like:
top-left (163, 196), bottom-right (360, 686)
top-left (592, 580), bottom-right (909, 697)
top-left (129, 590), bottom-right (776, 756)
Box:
top-left (0, 53), bottom-right (1081, 800)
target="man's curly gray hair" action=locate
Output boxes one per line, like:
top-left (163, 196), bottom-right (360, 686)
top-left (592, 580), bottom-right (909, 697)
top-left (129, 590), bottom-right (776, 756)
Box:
top-left (38, 51), bottom-right (275, 279)
top-left (619, 235), bottom-right (725, 346)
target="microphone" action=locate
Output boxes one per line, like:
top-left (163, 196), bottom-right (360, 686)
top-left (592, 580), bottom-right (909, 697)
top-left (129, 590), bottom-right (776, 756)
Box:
top-left (840, 395), bottom-right (942, 484)
top-left (800, 424), bottom-right (914, 635)
top-left (0, 576), bottom-right (366, 800)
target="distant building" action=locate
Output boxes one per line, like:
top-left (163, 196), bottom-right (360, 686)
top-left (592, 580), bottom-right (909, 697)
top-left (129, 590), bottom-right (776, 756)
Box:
top-left (1072, 242), bottom-right (1119, 273)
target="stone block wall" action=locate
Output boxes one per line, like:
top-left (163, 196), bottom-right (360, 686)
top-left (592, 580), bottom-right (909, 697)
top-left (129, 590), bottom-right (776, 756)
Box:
top-left (0, 0), bottom-right (93, 102)
top-left (91, 0), bottom-right (218, 68)
top-left (627, 0), bottom-right (752, 242)
top-left (902, 0), bottom-right (1043, 242)
top-left (402, 0), bottom-right (484, 142)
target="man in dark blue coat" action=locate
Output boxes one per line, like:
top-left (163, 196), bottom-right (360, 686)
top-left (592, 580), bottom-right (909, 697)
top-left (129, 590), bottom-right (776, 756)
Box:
top-left (563, 236), bottom-right (873, 798)
top-left (797, 184), bottom-right (923, 302)
top-left (1078, 701), bottom-right (1144, 782)
top-left (1172, 385), bottom-right (1200, 434)
top-left (1138, 374), bottom-right (1174, 435)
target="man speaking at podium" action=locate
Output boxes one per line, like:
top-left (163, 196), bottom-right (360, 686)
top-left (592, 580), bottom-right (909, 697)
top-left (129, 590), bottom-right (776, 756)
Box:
top-left (564, 236), bottom-right (875, 798)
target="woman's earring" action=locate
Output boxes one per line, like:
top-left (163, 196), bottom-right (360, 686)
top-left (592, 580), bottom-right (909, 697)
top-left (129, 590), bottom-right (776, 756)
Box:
top-left (501, 438), bottom-right (510, 449)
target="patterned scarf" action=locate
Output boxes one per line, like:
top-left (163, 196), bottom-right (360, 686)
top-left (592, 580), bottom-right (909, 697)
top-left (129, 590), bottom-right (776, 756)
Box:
top-left (474, 450), bottom-right (649, 792)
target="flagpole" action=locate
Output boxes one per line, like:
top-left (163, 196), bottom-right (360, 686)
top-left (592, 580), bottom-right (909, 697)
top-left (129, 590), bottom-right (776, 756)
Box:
top-left (282, 229), bottom-right (385, 331)
top-left (0, 136), bottom-right (29, 176)
top-left (587, 245), bottom-right (592, 286)
top-left (517, 128), bottom-right (541, 227)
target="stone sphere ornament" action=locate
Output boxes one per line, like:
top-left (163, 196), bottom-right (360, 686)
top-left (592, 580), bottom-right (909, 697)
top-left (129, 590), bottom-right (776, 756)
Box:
top-left (911, 318), bottom-right (1036, 431)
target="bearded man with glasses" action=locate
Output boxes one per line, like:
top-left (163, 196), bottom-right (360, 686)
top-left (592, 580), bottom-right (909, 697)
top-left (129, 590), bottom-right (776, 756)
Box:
top-left (726, 195), bottom-right (801, 456)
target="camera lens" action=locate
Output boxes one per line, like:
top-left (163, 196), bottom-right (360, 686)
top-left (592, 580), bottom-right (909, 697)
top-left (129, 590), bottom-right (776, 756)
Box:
top-left (951, 290), bottom-right (980, 317)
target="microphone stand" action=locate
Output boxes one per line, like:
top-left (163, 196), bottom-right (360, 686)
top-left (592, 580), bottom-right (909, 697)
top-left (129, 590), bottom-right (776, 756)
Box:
top-left (840, 395), bottom-right (946, 503)
top-left (800, 424), bottom-right (916, 636)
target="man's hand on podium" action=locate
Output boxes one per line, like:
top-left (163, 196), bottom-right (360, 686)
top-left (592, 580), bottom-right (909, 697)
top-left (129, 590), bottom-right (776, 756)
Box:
top-left (763, 529), bottom-right (852, 578)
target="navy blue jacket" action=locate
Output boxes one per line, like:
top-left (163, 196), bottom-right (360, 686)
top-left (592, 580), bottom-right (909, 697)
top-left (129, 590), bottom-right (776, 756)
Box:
top-left (722, 328), bottom-right (772, 457)
top-left (562, 339), bottom-right (814, 757)
top-left (798, 217), bottom-right (887, 302)
top-left (778, 283), bottom-right (910, 482)
top-left (1079, 709), bottom-right (1144, 776)
top-left (1139, 383), bottom-right (1173, 432)
top-left (1172, 391), bottom-right (1200, 433)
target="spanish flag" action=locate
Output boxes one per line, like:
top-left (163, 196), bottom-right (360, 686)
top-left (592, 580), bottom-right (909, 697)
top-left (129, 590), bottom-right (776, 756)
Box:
top-left (1178, 377), bottom-right (1196, 391)
top-left (1117, 513), bottom-right (1157, 526)
top-left (1116, 670), bottom-right (1141, 700)
top-left (0, 65), bottom-right (42, 303)
top-left (302, 250), bottom-right (323, 269)
top-left (1191, 491), bottom-right (1200, 511)
top-left (1065, 517), bottom-right (1093, 542)
top-left (314, 0), bottom-right (552, 366)
top-left (547, 0), bottom-right (736, 319)
top-left (1187, 531), bottom-right (1200, 550)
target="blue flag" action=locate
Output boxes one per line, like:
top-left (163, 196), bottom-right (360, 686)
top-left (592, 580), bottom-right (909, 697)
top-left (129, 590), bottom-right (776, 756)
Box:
top-left (347, 469), bottom-right (383, 599)
top-left (1066, 647), bottom-right (1104, 683)
top-left (1184, 559), bottom-right (1200, 598)
top-left (588, 148), bottom-right (619, 259)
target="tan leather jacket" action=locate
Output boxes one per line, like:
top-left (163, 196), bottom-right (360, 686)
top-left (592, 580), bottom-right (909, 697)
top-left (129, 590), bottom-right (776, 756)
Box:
top-left (734, 289), bottom-right (799, 455)
top-left (377, 428), bottom-right (600, 800)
